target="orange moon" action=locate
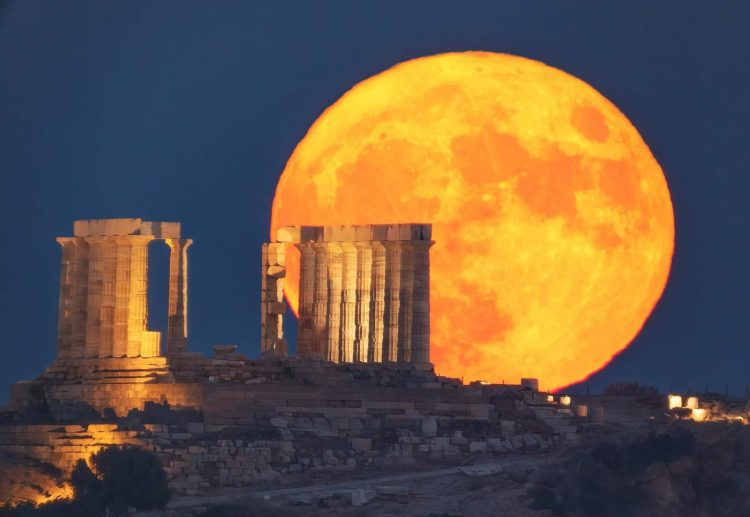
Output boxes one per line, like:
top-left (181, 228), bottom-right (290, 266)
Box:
top-left (271, 51), bottom-right (674, 391)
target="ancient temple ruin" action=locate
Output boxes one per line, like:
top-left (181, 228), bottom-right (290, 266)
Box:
top-left (3, 218), bottom-right (581, 507)
top-left (54, 218), bottom-right (191, 363)
top-left (262, 224), bottom-right (433, 363)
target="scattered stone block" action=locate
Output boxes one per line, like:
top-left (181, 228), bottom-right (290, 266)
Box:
top-left (351, 438), bottom-right (372, 451)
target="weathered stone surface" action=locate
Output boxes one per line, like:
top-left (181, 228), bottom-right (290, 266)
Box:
top-left (281, 224), bottom-right (434, 365)
top-left (421, 416), bottom-right (438, 437)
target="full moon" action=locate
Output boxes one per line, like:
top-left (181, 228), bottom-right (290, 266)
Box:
top-left (271, 51), bottom-right (674, 391)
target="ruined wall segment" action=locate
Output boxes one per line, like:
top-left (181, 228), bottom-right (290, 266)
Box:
top-left (260, 241), bottom-right (288, 356)
top-left (270, 224), bottom-right (433, 364)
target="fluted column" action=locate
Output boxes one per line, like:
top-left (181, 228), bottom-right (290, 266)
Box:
top-left (84, 238), bottom-right (104, 358)
top-left (166, 238), bottom-right (192, 354)
top-left (369, 241), bottom-right (386, 362)
top-left (55, 238), bottom-right (77, 359)
top-left (325, 244), bottom-right (343, 362)
top-left (383, 241), bottom-right (402, 362)
top-left (70, 238), bottom-right (89, 359)
top-left (112, 237), bottom-right (133, 357)
top-left (296, 242), bottom-right (316, 355)
top-left (127, 236), bottom-right (159, 357)
top-left (312, 243), bottom-right (329, 357)
top-left (397, 242), bottom-right (415, 362)
top-left (411, 241), bottom-right (434, 362)
top-left (354, 243), bottom-right (372, 362)
top-left (340, 243), bottom-right (358, 362)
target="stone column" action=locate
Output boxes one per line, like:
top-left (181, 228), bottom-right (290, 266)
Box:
top-left (112, 237), bottom-right (133, 357)
top-left (340, 243), bottom-right (358, 362)
top-left (55, 238), bottom-right (77, 359)
top-left (166, 238), bottom-right (192, 354)
top-left (84, 238), bottom-right (104, 358)
top-left (369, 241), bottom-right (386, 362)
top-left (296, 242), bottom-right (316, 355)
top-left (311, 243), bottom-right (329, 357)
top-left (411, 241), bottom-right (433, 363)
top-left (70, 238), bottom-right (89, 359)
top-left (397, 241), bottom-right (415, 362)
top-left (325, 243), bottom-right (343, 362)
top-left (383, 241), bottom-right (402, 362)
top-left (261, 242), bottom-right (287, 355)
top-left (97, 238), bottom-right (118, 357)
top-left (127, 236), bottom-right (158, 357)
top-left (354, 243), bottom-right (372, 362)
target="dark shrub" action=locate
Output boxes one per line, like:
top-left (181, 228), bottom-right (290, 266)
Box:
top-left (82, 445), bottom-right (169, 516)
top-left (604, 382), bottom-right (659, 398)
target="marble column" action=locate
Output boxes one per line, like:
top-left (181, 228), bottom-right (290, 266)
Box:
top-left (325, 244), bottom-right (343, 362)
top-left (70, 238), bottom-right (89, 359)
top-left (296, 242), bottom-right (316, 355)
top-left (84, 238), bottom-right (104, 358)
top-left (340, 243), bottom-right (358, 362)
top-left (112, 237), bottom-right (133, 357)
top-left (383, 241), bottom-right (402, 362)
top-left (166, 238), bottom-right (192, 354)
top-left (354, 243), bottom-right (372, 362)
top-left (397, 241), bottom-right (415, 362)
top-left (411, 240), bottom-right (433, 362)
top-left (127, 236), bottom-right (158, 357)
top-left (369, 241), bottom-right (386, 362)
top-left (311, 242), bottom-right (329, 357)
top-left (55, 238), bottom-right (77, 359)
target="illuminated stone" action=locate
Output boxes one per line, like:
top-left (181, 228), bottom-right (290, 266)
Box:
top-left (55, 219), bottom-right (192, 363)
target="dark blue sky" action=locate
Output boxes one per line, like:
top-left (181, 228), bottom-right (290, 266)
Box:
top-left (1, 1), bottom-right (749, 400)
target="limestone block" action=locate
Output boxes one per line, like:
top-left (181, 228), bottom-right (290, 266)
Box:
top-left (386, 225), bottom-right (402, 241)
top-left (266, 301), bottom-right (286, 314)
top-left (354, 225), bottom-right (372, 241)
top-left (276, 226), bottom-right (301, 243)
top-left (351, 438), bottom-right (371, 451)
top-left (469, 441), bottom-right (487, 453)
top-left (74, 218), bottom-right (142, 237)
top-left (370, 225), bottom-right (389, 241)
top-left (324, 225), bottom-right (357, 242)
top-left (140, 221), bottom-right (181, 238)
top-left (266, 247), bottom-right (285, 267)
top-left (421, 416), bottom-right (437, 437)
top-left (351, 487), bottom-right (375, 506)
top-left (299, 226), bottom-right (324, 242)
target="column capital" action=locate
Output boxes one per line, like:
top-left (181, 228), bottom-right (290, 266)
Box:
top-left (165, 238), bottom-right (193, 250)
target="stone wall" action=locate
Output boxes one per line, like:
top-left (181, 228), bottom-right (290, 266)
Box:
top-left (1, 360), bottom-right (580, 504)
